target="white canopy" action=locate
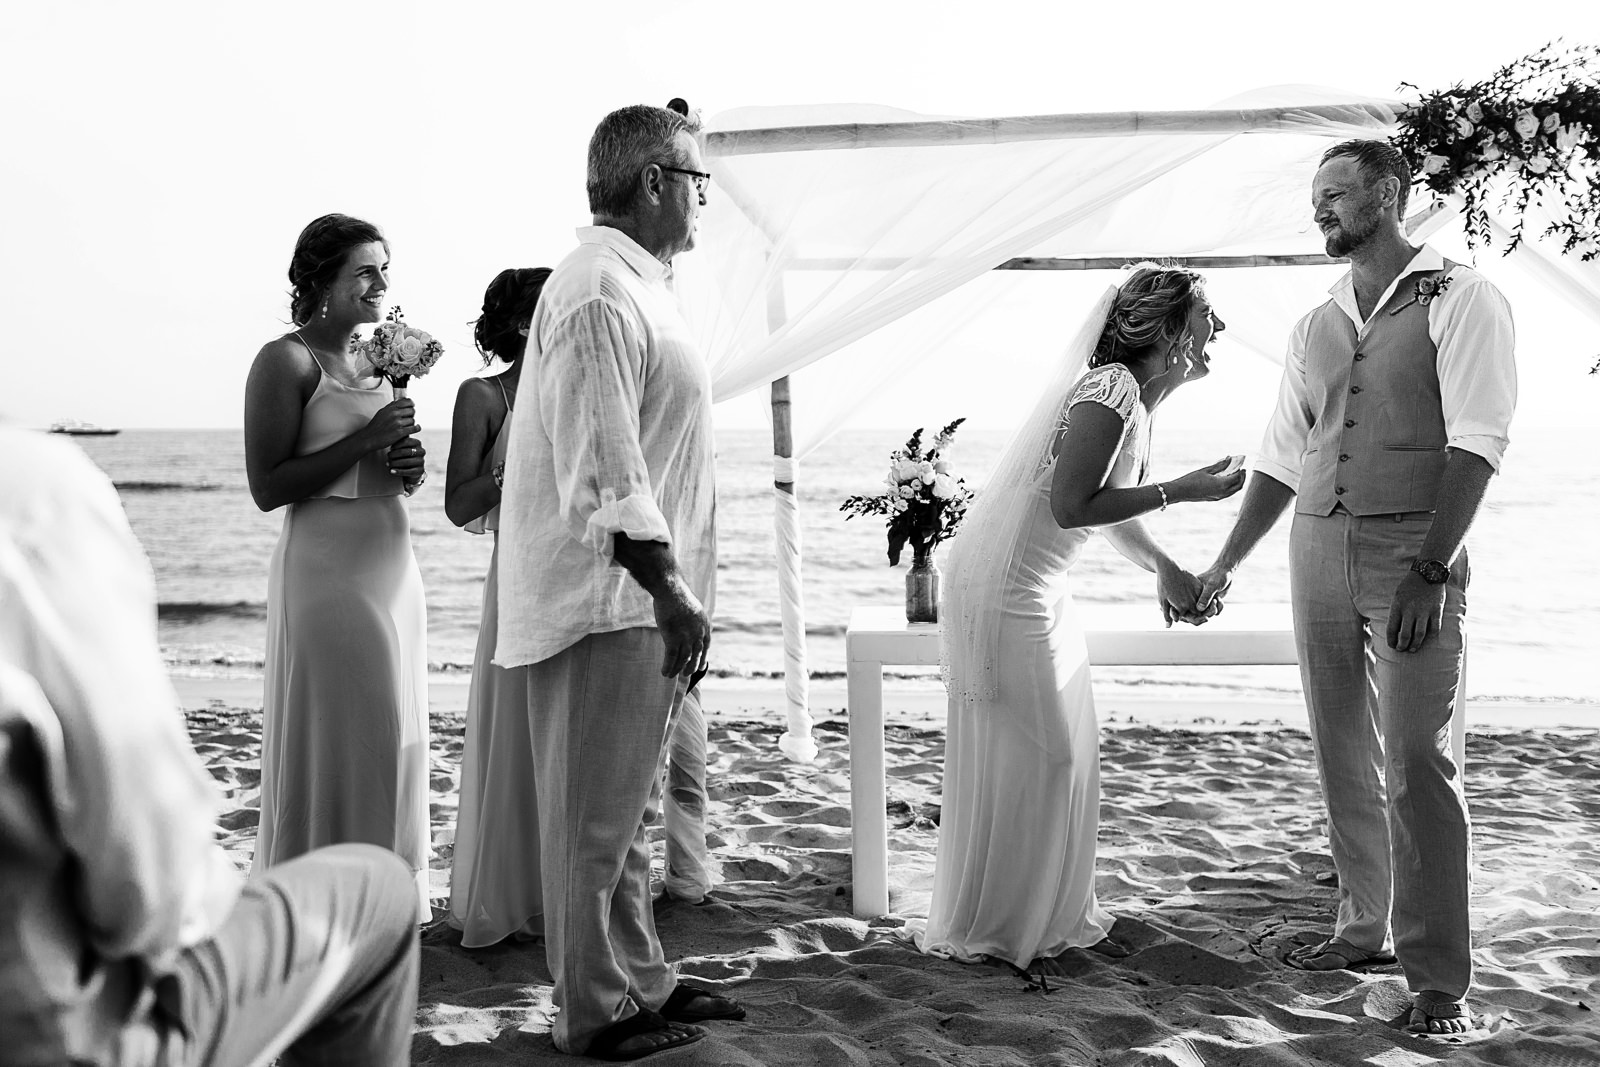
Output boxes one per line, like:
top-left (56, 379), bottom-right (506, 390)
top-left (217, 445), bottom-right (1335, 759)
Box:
top-left (677, 87), bottom-right (1600, 760)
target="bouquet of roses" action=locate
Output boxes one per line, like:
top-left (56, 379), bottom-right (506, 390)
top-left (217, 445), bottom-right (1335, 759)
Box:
top-left (840, 418), bottom-right (977, 566)
top-left (353, 305), bottom-right (444, 396)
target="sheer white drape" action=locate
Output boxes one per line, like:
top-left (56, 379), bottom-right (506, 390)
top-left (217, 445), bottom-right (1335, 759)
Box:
top-left (676, 90), bottom-right (1399, 758)
top-left (678, 87), bottom-right (1600, 758)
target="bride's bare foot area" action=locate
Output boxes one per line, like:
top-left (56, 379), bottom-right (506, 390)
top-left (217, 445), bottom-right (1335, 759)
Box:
top-left (1087, 936), bottom-right (1132, 958)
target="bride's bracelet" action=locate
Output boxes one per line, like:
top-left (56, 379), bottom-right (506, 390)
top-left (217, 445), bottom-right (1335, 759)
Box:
top-left (1154, 482), bottom-right (1169, 512)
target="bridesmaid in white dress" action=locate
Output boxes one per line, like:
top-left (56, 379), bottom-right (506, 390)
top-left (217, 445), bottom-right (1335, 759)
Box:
top-left (244, 214), bottom-right (431, 915)
top-left (444, 267), bottom-right (551, 947)
top-left (924, 264), bottom-right (1243, 975)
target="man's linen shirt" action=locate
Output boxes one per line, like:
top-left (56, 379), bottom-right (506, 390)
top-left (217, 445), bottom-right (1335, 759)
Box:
top-left (496, 226), bottom-right (717, 667)
top-left (1254, 244), bottom-right (1517, 491)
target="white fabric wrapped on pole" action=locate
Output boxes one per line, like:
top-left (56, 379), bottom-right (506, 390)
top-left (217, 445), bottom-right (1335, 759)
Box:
top-left (772, 459), bottom-right (816, 762)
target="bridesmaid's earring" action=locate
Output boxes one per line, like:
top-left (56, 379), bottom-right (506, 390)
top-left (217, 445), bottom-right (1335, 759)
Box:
top-left (321, 298), bottom-right (329, 320)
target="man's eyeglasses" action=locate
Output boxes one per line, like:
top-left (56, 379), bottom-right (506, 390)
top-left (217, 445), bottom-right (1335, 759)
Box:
top-left (656, 164), bottom-right (712, 195)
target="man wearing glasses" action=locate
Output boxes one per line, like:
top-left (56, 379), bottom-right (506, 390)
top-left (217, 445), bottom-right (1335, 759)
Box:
top-left (496, 103), bottom-right (739, 1060)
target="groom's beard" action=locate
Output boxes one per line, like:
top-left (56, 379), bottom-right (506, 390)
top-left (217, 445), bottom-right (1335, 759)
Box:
top-left (1324, 210), bottom-right (1380, 258)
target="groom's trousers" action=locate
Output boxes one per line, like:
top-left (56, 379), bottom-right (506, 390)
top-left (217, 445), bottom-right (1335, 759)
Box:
top-left (1289, 508), bottom-right (1472, 1000)
top-left (525, 627), bottom-right (687, 1055)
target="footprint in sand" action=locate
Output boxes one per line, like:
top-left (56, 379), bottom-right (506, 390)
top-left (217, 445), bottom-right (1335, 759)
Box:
top-left (711, 779), bottom-right (783, 799)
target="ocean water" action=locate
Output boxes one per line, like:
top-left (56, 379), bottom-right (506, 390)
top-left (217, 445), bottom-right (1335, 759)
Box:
top-left (72, 424), bottom-right (1598, 705)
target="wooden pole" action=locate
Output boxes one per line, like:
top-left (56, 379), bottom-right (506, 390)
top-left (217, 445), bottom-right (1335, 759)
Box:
top-left (771, 377), bottom-right (794, 487)
top-left (768, 277), bottom-right (794, 484)
top-left (706, 101), bottom-right (1402, 157)
top-left (778, 253), bottom-right (1345, 271)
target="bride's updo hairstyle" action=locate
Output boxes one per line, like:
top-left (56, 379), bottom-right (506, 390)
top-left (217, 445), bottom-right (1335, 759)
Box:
top-left (287, 213), bottom-right (388, 326)
top-left (473, 267), bottom-right (553, 366)
top-left (1088, 262), bottom-right (1206, 369)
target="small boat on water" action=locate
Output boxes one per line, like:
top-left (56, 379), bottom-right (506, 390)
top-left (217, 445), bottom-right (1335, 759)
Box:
top-left (48, 418), bottom-right (121, 436)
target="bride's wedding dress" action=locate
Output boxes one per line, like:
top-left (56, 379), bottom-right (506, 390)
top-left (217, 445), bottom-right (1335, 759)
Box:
top-left (923, 336), bottom-right (1146, 968)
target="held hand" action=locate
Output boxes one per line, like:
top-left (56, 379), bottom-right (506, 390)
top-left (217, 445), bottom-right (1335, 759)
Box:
top-left (1155, 563), bottom-right (1209, 627)
top-left (1386, 571), bottom-right (1447, 653)
top-left (653, 578), bottom-right (712, 678)
top-left (1166, 457), bottom-right (1247, 504)
top-left (1195, 561), bottom-right (1233, 616)
top-left (365, 399), bottom-right (420, 450)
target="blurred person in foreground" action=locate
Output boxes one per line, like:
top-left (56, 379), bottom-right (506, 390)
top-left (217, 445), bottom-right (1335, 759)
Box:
top-left (0, 423), bottom-right (419, 1066)
top-left (1196, 138), bottom-right (1516, 1036)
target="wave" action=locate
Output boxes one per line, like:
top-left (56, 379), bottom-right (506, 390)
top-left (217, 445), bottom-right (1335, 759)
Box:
top-left (115, 480), bottom-right (227, 493)
top-left (158, 600), bottom-right (268, 622)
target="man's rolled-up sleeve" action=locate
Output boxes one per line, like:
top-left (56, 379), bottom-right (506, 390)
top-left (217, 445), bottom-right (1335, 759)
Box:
top-left (540, 298), bottom-right (672, 560)
top-left (1433, 272), bottom-right (1517, 471)
top-left (1251, 316), bottom-right (1314, 492)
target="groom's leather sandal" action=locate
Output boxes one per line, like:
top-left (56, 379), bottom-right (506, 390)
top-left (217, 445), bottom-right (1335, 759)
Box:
top-left (661, 982), bottom-right (747, 1022)
top-left (1284, 936), bottom-right (1397, 971)
top-left (586, 1009), bottom-right (706, 1061)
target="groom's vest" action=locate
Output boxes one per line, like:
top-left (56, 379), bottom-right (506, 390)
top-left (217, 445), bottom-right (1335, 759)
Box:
top-left (1296, 261), bottom-right (1457, 517)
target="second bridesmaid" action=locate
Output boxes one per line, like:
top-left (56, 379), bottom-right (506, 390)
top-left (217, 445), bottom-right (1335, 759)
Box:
top-left (445, 267), bottom-right (551, 947)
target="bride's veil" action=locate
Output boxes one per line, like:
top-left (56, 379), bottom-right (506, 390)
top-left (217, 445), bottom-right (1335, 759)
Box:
top-left (940, 282), bottom-right (1121, 710)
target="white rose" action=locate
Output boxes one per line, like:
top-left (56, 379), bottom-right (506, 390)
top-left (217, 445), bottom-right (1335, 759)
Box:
top-left (1465, 101), bottom-right (1484, 123)
top-left (395, 335), bottom-right (427, 367)
top-left (1527, 155), bottom-right (1551, 174)
top-left (1514, 110), bottom-right (1540, 139)
top-left (892, 498), bottom-right (908, 513)
top-left (932, 472), bottom-right (956, 500)
top-left (898, 485), bottom-right (915, 499)
top-left (1454, 116), bottom-right (1475, 139)
top-left (895, 458), bottom-right (920, 482)
top-left (1542, 111), bottom-right (1560, 133)
top-left (1422, 154), bottom-right (1449, 175)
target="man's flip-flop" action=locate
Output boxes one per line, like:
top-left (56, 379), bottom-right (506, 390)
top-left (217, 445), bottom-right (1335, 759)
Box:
top-left (586, 1009), bottom-right (706, 1061)
top-left (661, 982), bottom-right (747, 1022)
top-left (1284, 936), bottom-right (1397, 971)
top-left (1405, 991), bottom-right (1477, 1037)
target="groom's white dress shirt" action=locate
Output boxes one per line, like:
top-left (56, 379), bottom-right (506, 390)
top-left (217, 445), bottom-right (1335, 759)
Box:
top-left (1253, 244), bottom-right (1517, 489)
top-left (496, 226), bottom-right (717, 668)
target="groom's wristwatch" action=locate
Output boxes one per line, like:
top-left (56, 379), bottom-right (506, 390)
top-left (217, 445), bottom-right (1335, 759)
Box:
top-left (1410, 558), bottom-right (1450, 584)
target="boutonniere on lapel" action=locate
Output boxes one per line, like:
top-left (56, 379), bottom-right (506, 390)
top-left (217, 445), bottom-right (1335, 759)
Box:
top-left (1389, 272), bottom-right (1453, 315)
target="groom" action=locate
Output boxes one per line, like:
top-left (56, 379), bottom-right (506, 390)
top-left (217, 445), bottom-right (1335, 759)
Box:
top-left (1195, 139), bottom-right (1516, 1034)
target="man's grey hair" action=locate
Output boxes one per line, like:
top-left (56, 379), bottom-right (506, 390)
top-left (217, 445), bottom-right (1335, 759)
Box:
top-left (587, 105), bottom-right (702, 217)
top-left (1321, 138), bottom-right (1413, 219)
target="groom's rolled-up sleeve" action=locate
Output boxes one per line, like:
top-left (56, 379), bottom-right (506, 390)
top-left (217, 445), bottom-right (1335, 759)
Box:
top-left (539, 298), bottom-right (673, 563)
top-left (1431, 272), bottom-right (1516, 472)
top-left (1252, 315), bottom-right (1315, 492)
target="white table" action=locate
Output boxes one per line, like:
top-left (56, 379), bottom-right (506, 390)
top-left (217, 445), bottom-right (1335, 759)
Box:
top-left (843, 603), bottom-right (1467, 918)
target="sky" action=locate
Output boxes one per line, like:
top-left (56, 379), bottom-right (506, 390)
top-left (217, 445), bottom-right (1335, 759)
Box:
top-left (3, 0), bottom-right (1598, 436)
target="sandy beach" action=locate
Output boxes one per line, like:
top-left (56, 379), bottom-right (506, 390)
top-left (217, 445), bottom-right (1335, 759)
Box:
top-left (179, 677), bottom-right (1600, 1065)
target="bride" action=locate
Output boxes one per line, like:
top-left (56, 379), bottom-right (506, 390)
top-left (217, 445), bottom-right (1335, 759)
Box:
top-left (923, 263), bottom-right (1244, 973)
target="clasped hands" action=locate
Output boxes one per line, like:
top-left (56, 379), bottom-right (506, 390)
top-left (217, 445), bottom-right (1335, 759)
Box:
top-left (1156, 560), bottom-right (1232, 627)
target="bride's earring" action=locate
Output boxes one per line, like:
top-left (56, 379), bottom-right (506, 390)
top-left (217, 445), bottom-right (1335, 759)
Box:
top-left (320, 296), bottom-right (330, 319)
